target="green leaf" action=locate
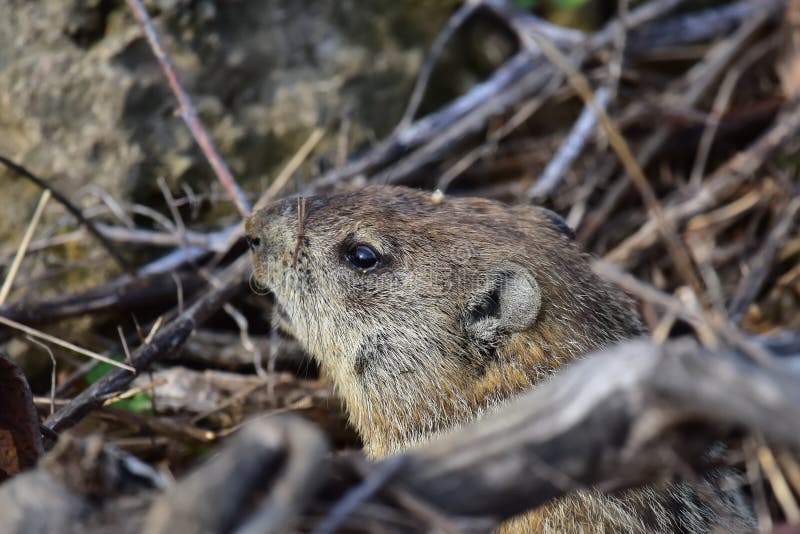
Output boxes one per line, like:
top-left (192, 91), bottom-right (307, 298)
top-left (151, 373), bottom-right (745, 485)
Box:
top-left (107, 392), bottom-right (153, 414)
top-left (85, 360), bottom-right (117, 384)
top-left (85, 357), bottom-right (153, 414)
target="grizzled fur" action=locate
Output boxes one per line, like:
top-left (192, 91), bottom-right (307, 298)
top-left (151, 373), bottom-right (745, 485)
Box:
top-left (246, 185), bottom-right (753, 533)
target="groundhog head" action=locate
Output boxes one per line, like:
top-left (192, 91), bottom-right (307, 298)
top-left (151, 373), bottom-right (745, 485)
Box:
top-left (245, 185), bottom-right (641, 457)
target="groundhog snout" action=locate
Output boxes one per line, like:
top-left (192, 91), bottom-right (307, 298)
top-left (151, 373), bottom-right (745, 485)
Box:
top-left (245, 198), bottom-right (298, 250)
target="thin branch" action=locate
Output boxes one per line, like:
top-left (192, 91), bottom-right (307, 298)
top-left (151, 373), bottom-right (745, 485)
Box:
top-left (689, 35), bottom-right (779, 187)
top-left (436, 70), bottom-right (564, 192)
top-left (125, 0), bottom-right (251, 218)
top-left (0, 155), bottom-right (133, 273)
top-left (606, 94), bottom-right (800, 264)
top-left (312, 456), bottom-right (408, 534)
top-left (728, 196), bottom-right (800, 323)
top-left (592, 259), bottom-right (705, 329)
top-left (0, 272), bottom-right (205, 332)
top-left (397, 0), bottom-right (484, 129)
top-left (512, 17), bottom-right (705, 297)
top-left (92, 223), bottom-right (233, 251)
top-left (528, 87), bottom-right (611, 200)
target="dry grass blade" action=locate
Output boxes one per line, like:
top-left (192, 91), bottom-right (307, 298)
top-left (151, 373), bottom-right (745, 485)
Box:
top-left (778, 0), bottom-right (800, 99)
top-left (0, 189), bottom-right (50, 305)
top-left (25, 336), bottom-right (57, 416)
top-left (746, 439), bottom-right (773, 533)
top-left (102, 379), bottom-right (166, 407)
top-left (778, 450), bottom-right (800, 498)
top-left (144, 316), bottom-right (164, 344)
top-left (0, 315), bottom-right (135, 372)
top-left (758, 444), bottom-right (800, 524)
top-left (117, 325), bottom-right (132, 367)
top-left (258, 128), bottom-right (325, 211)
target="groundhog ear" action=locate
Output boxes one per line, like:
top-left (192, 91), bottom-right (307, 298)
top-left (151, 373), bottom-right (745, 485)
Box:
top-left (462, 265), bottom-right (542, 344)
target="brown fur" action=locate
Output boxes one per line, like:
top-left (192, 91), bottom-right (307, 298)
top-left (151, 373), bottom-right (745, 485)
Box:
top-left (246, 185), bottom-right (753, 533)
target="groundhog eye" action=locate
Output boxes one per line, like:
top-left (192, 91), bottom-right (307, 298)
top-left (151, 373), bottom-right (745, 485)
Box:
top-left (345, 244), bottom-right (380, 272)
top-left (246, 236), bottom-right (261, 251)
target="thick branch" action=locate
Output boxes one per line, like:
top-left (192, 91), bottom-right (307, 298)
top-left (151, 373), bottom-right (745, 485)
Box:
top-left (395, 337), bottom-right (800, 520)
top-left (0, 272), bottom-right (206, 330)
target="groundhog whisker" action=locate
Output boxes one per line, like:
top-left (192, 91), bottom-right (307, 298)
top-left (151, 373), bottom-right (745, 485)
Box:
top-left (292, 196), bottom-right (307, 268)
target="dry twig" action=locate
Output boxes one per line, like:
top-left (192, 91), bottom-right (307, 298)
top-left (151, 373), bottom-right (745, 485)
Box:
top-left (125, 0), bottom-right (251, 218)
top-left (606, 94), bottom-right (800, 264)
top-left (0, 156), bottom-right (132, 273)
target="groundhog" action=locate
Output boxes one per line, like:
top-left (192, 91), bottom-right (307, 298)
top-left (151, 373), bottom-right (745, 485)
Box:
top-left (245, 185), bottom-right (753, 533)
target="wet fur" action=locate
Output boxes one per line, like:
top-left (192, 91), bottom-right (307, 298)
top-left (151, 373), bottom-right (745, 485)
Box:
top-left (246, 186), bottom-right (753, 533)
